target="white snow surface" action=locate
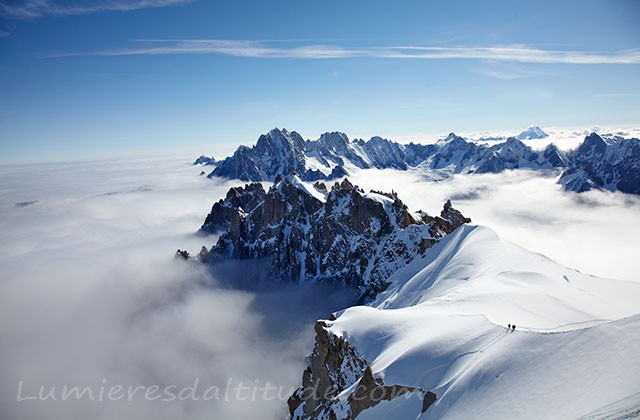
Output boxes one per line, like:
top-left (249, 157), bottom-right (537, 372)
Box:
top-left (277, 173), bottom-right (328, 202)
top-left (362, 192), bottom-right (395, 206)
top-left (305, 155), bottom-right (337, 175)
top-left (325, 225), bottom-right (640, 419)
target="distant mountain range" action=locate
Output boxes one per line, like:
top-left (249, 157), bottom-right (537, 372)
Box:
top-left (195, 128), bottom-right (640, 195)
top-left (476, 125), bottom-right (549, 142)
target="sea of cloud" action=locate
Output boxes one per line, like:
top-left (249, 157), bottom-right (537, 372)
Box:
top-left (1, 155), bottom-right (638, 419)
top-left (0, 157), bottom-right (354, 420)
top-left (347, 167), bottom-right (640, 282)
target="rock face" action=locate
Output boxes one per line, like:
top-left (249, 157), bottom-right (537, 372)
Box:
top-left (543, 143), bottom-right (569, 168)
top-left (288, 320), bottom-right (369, 418)
top-left (193, 155), bottom-right (216, 165)
top-left (201, 183), bottom-right (267, 233)
top-left (558, 133), bottom-right (640, 194)
top-left (429, 134), bottom-right (567, 174)
top-left (200, 173), bottom-right (470, 300)
top-left (198, 128), bottom-right (565, 182)
top-left (209, 129), bottom-right (347, 182)
top-left (474, 137), bottom-right (550, 173)
top-left (288, 321), bottom-right (435, 420)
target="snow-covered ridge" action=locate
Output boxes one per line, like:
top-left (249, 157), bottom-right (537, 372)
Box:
top-left (289, 224), bottom-right (640, 419)
top-left (196, 173), bottom-right (470, 300)
top-left (195, 127), bottom-right (640, 195)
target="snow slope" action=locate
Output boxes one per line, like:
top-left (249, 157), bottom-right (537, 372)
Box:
top-left (322, 225), bottom-right (640, 419)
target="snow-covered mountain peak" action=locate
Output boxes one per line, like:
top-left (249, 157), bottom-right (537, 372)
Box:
top-left (500, 136), bottom-right (528, 151)
top-left (580, 132), bottom-right (608, 150)
top-left (318, 131), bottom-right (350, 148)
top-left (516, 125), bottom-right (548, 140)
top-left (269, 127), bottom-right (287, 136)
top-left (433, 133), bottom-right (469, 152)
top-left (542, 143), bottom-right (569, 167)
top-left (260, 127), bottom-right (304, 148)
top-left (441, 132), bottom-right (463, 143)
top-left (367, 135), bottom-right (390, 145)
top-left (503, 136), bottom-right (525, 145)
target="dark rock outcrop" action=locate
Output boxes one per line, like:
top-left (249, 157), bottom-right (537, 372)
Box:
top-left (200, 183), bottom-right (267, 233)
top-left (200, 173), bottom-right (470, 299)
top-left (175, 249), bottom-right (191, 260)
top-left (543, 144), bottom-right (569, 168)
top-left (289, 320), bottom-right (436, 419)
top-left (193, 155), bottom-right (216, 165)
top-left (558, 133), bottom-right (640, 194)
top-left (347, 366), bottom-right (422, 418)
top-left (474, 137), bottom-right (541, 173)
top-left (440, 199), bottom-right (472, 228)
top-left (288, 320), bottom-right (369, 418)
top-left (209, 128), bottom-right (331, 181)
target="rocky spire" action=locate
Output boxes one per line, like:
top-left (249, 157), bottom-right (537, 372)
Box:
top-left (199, 174), bottom-right (470, 300)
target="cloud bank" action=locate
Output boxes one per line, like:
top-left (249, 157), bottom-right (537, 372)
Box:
top-left (1, 155), bottom-right (638, 419)
top-left (48, 39), bottom-right (640, 64)
top-left (347, 167), bottom-right (640, 283)
top-left (0, 157), bottom-right (354, 420)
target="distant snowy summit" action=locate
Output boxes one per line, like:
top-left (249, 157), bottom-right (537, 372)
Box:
top-left (197, 173), bottom-right (470, 301)
top-left (196, 128), bottom-right (640, 195)
top-left (476, 125), bottom-right (548, 141)
top-left (516, 125), bottom-right (548, 140)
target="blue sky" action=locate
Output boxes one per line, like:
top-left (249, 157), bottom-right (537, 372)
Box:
top-left (0, 0), bottom-right (639, 162)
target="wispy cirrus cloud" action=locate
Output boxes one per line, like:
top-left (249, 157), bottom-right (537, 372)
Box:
top-left (474, 63), bottom-right (549, 80)
top-left (0, 0), bottom-right (193, 19)
top-left (46, 39), bottom-right (640, 64)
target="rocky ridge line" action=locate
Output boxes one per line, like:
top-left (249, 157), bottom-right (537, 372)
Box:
top-left (198, 172), bottom-right (470, 300)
